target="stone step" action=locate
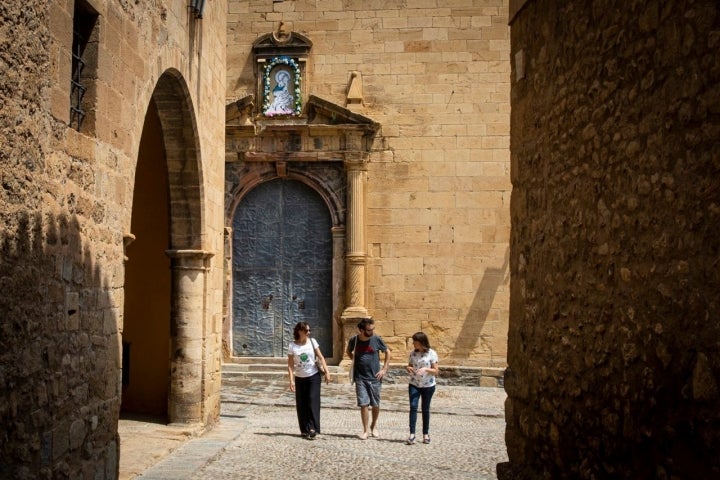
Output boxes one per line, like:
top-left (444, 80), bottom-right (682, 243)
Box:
top-left (222, 362), bottom-right (352, 383)
top-left (221, 362), bottom-right (506, 387)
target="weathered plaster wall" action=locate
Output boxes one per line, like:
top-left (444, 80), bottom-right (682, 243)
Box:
top-left (503, 0), bottom-right (720, 478)
top-left (226, 0), bottom-right (511, 369)
top-left (0, 0), bottom-right (226, 477)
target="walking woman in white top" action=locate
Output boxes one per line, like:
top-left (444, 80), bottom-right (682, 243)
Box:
top-left (405, 331), bottom-right (439, 445)
top-left (287, 322), bottom-right (330, 439)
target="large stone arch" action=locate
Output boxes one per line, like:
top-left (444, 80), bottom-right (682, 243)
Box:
top-left (148, 69), bottom-right (212, 423)
top-left (152, 69), bottom-right (204, 250)
top-left (227, 165), bottom-right (344, 228)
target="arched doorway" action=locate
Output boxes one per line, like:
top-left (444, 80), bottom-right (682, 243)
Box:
top-left (122, 98), bottom-right (171, 418)
top-left (231, 178), bottom-right (333, 357)
top-left (224, 96), bottom-right (380, 364)
top-left (122, 70), bottom-right (210, 424)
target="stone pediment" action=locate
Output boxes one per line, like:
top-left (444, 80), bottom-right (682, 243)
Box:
top-left (226, 95), bottom-right (380, 163)
top-left (227, 95), bottom-right (378, 131)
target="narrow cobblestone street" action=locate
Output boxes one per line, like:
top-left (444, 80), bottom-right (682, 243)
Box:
top-left (120, 378), bottom-right (508, 480)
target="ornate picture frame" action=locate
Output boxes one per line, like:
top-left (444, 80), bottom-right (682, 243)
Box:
top-left (262, 56), bottom-right (302, 117)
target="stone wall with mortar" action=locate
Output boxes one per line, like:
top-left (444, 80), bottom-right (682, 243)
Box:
top-left (502, 0), bottom-right (720, 478)
top-left (227, 0), bottom-right (511, 369)
top-left (0, 0), bottom-right (226, 478)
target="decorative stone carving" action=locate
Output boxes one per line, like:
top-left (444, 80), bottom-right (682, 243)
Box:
top-left (226, 31), bottom-right (381, 358)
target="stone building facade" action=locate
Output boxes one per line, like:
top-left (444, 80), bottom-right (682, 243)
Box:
top-left (224, 1), bottom-right (511, 377)
top-left (5, 0), bottom-right (719, 478)
top-left (0, 1), bottom-right (227, 478)
top-left (501, 0), bottom-right (720, 478)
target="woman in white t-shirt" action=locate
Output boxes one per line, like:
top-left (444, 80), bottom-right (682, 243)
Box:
top-left (405, 331), bottom-right (439, 445)
top-left (287, 321), bottom-right (330, 439)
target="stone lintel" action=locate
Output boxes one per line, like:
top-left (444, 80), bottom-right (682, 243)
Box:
top-left (226, 122), bottom-right (376, 137)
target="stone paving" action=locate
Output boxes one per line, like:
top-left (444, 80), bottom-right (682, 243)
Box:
top-left (120, 378), bottom-right (508, 480)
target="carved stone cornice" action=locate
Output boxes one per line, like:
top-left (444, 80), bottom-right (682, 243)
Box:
top-left (226, 95), bottom-right (379, 164)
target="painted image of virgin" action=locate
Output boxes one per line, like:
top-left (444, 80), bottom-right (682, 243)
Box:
top-left (267, 69), bottom-right (294, 115)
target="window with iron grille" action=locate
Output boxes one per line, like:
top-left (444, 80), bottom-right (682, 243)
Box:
top-left (70, 1), bottom-right (98, 132)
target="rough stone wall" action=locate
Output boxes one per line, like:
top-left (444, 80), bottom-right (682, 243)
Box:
top-left (504, 0), bottom-right (720, 478)
top-left (0, 0), bottom-right (226, 478)
top-left (227, 0), bottom-right (511, 368)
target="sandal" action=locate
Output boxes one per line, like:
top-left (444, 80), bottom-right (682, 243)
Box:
top-left (423, 435), bottom-right (431, 444)
top-left (406, 435), bottom-right (416, 445)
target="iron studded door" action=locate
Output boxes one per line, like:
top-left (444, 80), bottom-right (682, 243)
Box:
top-left (232, 179), bottom-right (333, 357)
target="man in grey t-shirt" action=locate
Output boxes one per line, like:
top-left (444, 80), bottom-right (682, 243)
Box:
top-left (346, 318), bottom-right (391, 440)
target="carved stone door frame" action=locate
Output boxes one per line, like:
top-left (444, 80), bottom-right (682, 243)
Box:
top-left (225, 96), bottom-right (379, 362)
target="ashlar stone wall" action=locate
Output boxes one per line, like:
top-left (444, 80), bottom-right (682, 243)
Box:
top-left (503, 0), bottom-right (720, 478)
top-left (227, 0), bottom-right (511, 369)
top-left (0, 0), bottom-right (227, 478)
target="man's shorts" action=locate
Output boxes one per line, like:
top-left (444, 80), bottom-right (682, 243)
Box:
top-left (355, 378), bottom-right (382, 407)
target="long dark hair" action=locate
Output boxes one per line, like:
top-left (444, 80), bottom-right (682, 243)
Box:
top-left (412, 331), bottom-right (431, 351)
top-left (293, 321), bottom-right (310, 341)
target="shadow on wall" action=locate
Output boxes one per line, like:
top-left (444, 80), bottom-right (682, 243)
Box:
top-left (0, 211), bottom-right (120, 478)
top-left (451, 247), bottom-right (509, 364)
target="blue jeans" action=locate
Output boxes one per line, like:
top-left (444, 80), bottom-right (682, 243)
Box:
top-left (408, 384), bottom-right (435, 435)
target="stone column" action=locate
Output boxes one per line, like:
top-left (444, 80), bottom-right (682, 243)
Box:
top-left (166, 249), bottom-right (214, 424)
top-left (341, 156), bottom-right (370, 359)
top-left (342, 157), bottom-right (369, 321)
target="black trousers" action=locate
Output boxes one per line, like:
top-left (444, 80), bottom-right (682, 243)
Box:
top-left (295, 371), bottom-right (322, 434)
